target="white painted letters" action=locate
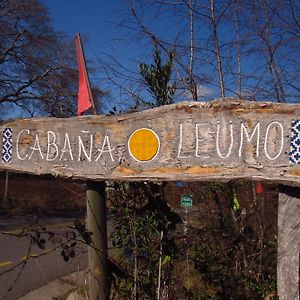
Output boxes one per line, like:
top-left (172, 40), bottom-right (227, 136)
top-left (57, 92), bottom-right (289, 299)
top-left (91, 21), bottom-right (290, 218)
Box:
top-left (78, 131), bottom-right (93, 162)
top-left (13, 119), bottom-right (285, 165)
top-left (29, 134), bottom-right (44, 160)
top-left (95, 135), bottom-right (115, 162)
top-left (59, 133), bottom-right (74, 161)
top-left (216, 121), bottom-right (233, 159)
top-left (264, 121), bottom-right (284, 160)
top-left (46, 131), bottom-right (59, 161)
top-left (16, 129), bottom-right (29, 160)
top-left (239, 122), bottom-right (260, 158)
top-left (195, 123), bottom-right (210, 159)
top-left (177, 123), bottom-right (190, 159)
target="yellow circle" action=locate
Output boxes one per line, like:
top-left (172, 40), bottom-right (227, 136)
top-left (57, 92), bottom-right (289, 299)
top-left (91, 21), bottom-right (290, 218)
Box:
top-left (128, 128), bottom-right (159, 161)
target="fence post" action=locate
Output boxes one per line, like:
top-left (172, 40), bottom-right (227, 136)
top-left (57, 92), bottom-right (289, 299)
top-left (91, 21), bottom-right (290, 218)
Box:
top-left (277, 185), bottom-right (300, 300)
top-left (86, 180), bottom-right (109, 300)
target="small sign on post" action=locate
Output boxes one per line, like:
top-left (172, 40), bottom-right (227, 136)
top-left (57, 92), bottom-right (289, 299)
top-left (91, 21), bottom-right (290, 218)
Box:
top-left (181, 194), bottom-right (193, 208)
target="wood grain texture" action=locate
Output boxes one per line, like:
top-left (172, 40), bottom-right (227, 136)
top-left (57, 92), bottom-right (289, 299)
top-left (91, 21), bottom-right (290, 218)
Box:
top-left (1, 98), bottom-right (300, 183)
top-left (277, 187), bottom-right (300, 300)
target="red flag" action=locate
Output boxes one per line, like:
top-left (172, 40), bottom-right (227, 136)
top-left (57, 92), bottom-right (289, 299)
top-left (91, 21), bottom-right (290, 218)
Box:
top-left (255, 181), bottom-right (264, 194)
top-left (76, 34), bottom-right (93, 116)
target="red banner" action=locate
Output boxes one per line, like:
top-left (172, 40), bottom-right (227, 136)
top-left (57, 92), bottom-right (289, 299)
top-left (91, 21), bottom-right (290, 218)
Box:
top-left (76, 34), bottom-right (92, 116)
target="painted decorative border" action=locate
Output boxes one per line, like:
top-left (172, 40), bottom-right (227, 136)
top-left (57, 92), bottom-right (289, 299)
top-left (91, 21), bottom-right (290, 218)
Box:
top-left (290, 120), bottom-right (300, 164)
top-left (2, 128), bottom-right (12, 164)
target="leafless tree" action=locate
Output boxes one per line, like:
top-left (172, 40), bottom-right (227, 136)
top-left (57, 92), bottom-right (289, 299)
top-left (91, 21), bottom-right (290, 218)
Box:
top-left (210, 0), bottom-right (226, 98)
top-left (102, 0), bottom-right (299, 105)
top-left (0, 0), bottom-right (103, 118)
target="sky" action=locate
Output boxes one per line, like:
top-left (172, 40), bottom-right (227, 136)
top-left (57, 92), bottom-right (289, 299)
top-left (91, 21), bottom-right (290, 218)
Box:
top-left (2, 0), bottom-right (298, 121)
top-left (40, 0), bottom-right (297, 106)
top-left (41, 0), bottom-right (131, 64)
top-left (40, 0), bottom-right (234, 105)
top-left (40, 0), bottom-right (160, 110)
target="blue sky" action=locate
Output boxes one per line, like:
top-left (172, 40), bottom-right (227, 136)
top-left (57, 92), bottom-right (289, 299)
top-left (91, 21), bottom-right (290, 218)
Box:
top-left (39, 1), bottom-right (299, 107)
top-left (38, 1), bottom-right (226, 109)
top-left (40, 0), bottom-right (160, 110)
top-left (41, 0), bottom-right (131, 64)
top-left (2, 0), bottom-right (298, 121)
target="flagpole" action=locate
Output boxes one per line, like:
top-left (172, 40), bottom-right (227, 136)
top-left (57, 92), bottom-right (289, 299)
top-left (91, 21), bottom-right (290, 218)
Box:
top-left (76, 34), bottom-right (109, 299)
top-left (76, 33), bottom-right (97, 115)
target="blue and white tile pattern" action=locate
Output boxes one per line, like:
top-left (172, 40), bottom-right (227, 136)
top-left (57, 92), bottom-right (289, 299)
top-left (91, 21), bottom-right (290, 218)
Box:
top-left (2, 128), bottom-right (13, 163)
top-left (290, 120), bottom-right (300, 164)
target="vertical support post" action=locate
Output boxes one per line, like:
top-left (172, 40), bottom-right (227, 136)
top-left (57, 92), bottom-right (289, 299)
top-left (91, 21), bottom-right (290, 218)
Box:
top-left (277, 185), bottom-right (300, 300)
top-left (86, 180), bottom-right (109, 300)
top-left (1, 171), bottom-right (9, 209)
top-left (4, 171), bottom-right (9, 202)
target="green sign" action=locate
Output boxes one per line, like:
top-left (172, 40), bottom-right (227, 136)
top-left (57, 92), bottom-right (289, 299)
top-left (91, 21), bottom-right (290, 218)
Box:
top-left (181, 194), bottom-right (193, 207)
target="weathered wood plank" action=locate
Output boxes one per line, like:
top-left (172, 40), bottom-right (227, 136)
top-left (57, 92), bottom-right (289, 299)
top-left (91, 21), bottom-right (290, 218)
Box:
top-left (1, 98), bottom-right (300, 182)
top-left (277, 185), bottom-right (300, 300)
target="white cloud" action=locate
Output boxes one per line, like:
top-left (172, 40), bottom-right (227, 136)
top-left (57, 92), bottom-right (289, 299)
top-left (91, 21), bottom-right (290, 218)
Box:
top-left (183, 84), bottom-right (214, 100)
top-left (197, 85), bottom-right (214, 97)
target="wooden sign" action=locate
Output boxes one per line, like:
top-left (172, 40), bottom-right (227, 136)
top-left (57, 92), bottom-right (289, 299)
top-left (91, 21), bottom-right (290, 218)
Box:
top-left (1, 98), bottom-right (300, 183)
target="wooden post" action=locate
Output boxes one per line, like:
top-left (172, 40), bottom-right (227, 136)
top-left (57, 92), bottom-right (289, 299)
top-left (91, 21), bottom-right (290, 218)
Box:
top-left (1, 171), bottom-right (9, 209)
top-left (277, 185), bottom-right (300, 300)
top-left (4, 171), bottom-right (8, 201)
top-left (86, 180), bottom-right (109, 300)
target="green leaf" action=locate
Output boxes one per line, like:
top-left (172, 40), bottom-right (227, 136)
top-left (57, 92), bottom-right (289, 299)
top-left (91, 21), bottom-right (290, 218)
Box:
top-left (162, 255), bottom-right (171, 266)
top-left (232, 192), bottom-right (240, 211)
